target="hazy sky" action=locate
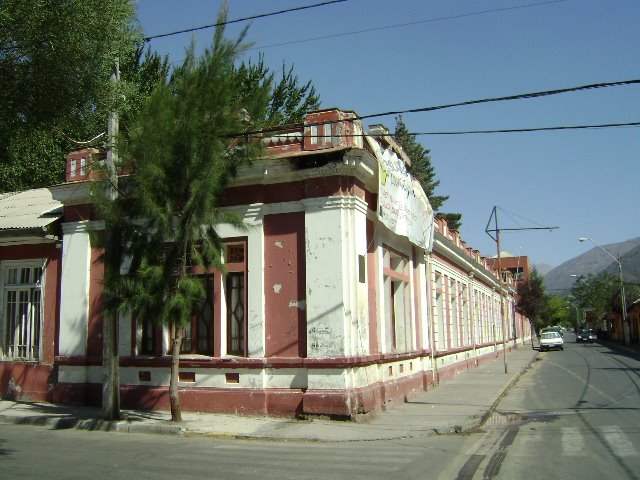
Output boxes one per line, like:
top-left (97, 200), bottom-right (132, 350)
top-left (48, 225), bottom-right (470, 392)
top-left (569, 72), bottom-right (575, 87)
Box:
top-left (136, 0), bottom-right (639, 268)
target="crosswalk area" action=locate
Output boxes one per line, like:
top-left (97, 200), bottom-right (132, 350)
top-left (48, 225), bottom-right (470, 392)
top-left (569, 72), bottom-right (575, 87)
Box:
top-left (140, 440), bottom-right (430, 479)
top-left (516, 424), bottom-right (640, 459)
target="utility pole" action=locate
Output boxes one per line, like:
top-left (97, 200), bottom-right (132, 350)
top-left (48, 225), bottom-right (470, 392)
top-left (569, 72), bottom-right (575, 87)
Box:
top-left (486, 206), bottom-right (558, 374)
top-left (103, 58), bottom-right (120, 420)
top-left (493, 209), bottom-right (508, 374)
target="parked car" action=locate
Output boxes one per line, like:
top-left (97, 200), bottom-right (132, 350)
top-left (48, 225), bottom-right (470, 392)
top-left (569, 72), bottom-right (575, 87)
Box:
top-left (539, 331), bottom-right (564, 351)
top-left (576, 329), bottom-right (596, 343)
top-left (541, 326), bottom-right (563, 337)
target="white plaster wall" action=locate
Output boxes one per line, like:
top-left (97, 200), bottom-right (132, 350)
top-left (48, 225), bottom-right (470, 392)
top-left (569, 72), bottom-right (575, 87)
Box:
top-left (345, 197), bottom-right (369, 357)
top-left (120, 367), bottom-right (264, 388)
top-left (304, 199), bottom-right (347, 357)
top-left (265, 368), bottom-right (307, 389)
top-left (58, 365), bottom-right (101, 384)
top-left (436, 349), bottom-right (476, 370)
top-left (349, 364), bottom-right (380, 389)
top-left (58, 221), bottom-right (92, 357)
top-left (119, 367), bottom-right (170, 387)
top-left (307, 369), bottom-right (348, 389)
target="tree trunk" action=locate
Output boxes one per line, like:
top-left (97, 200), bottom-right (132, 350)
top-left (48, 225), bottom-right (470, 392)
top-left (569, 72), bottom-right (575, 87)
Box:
top-left (169, 322), bottom-right (184, 422)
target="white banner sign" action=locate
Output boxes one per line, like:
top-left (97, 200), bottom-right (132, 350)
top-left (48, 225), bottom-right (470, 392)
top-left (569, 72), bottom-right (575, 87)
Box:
top-left (374, 142), bottom-right (434, 251)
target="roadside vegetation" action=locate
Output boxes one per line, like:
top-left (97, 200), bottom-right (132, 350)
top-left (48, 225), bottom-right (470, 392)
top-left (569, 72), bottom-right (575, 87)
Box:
top-left (517, 268), bottom-right (639, 335)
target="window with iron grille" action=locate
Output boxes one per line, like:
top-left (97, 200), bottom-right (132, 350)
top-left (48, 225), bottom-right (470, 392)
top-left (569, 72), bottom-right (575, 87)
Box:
top-left (1, 261), bottom-right (44, 361)
top-left (226, 242), bottom-right (246, 356)
top-left (138, 316), bottom-right (156, 355)
top-left (176, 241), bottom-right (247, 357)
top-left (140, 240), bottom-right (248, 357)
top-left (181, 274), bottom-right (215, 355)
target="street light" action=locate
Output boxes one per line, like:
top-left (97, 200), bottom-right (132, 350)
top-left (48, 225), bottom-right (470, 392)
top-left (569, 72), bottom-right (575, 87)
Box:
top-left (578, 237), bottom-right (629, 346)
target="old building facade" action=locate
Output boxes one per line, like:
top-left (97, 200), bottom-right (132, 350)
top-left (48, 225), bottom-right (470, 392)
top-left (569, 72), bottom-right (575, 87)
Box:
top-left (0, 109), bottom-right (531, 417)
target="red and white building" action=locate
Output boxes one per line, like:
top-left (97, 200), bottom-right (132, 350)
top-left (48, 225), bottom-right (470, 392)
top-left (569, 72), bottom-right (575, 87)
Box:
top-left (0, 109), bottom-right (531, 418)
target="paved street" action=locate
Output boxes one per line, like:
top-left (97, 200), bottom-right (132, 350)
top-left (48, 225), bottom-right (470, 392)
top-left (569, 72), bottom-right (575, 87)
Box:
top-left (1, 336), bottom-right (638, 479)
top-left (0, 422), bottom-right (475, 480)
top-left (446, 333), bottom-right (640, 479)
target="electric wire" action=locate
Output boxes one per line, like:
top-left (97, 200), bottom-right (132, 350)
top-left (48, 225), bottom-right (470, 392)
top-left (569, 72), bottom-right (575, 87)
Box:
top-left (143, 0), bottom-right (348, 42)
top-left (258, 121), bottom-right (640, 139)
top-left (355, 80), bottom-right (640, 122)
top-left (227, 79), bottom-right (640, 138)
top-left (497, 207), bottom-right (556, 230)
top-left (407, 122), bottom-right (640, 136)
top-left (248, 0), bottom-right (569, 51)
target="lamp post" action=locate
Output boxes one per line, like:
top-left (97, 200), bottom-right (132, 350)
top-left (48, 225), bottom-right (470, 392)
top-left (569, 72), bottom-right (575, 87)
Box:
top-left (578, 237), bottom-right (629, 346)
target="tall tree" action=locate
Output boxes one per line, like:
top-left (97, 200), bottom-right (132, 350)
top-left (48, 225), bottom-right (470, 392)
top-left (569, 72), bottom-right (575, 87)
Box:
top-left (99, 5), bottom-right (272, 422)
top-left (236, 55), bottom-right (320, 125)
top-left (541, 294), bottom-right (571, 328)
top-left (393, 116), bottom-right (462, 230)
top-left (0, 0), bottom-right (140, 191)
top-left (571, 272), bottom-right (625, 330)
top-left (516, 268), bottom-right (546, 334)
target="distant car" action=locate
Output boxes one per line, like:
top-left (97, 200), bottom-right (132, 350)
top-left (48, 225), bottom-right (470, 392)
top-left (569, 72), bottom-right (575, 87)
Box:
top-left (576, 329), bottom-right (596, 343)
top-left (539, 331), bottom-right (564, 351)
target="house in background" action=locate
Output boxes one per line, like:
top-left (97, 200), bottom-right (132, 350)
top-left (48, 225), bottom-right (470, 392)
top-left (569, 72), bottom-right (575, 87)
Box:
top-left (0, 188), bottom-right (62, 401)
top-left (487, 253), bottom-right (531, 286)
top-left (1, 109), bottom-right (531, 418)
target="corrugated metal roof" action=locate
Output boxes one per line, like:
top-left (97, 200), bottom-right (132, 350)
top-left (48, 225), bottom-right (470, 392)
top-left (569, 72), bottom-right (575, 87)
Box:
top-left (0, 188), bottom-right (62, 231)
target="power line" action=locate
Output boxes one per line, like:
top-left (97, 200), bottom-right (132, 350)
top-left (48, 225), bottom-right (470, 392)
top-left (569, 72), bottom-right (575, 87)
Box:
top-left (409, 122), bottom-right (640, 136)
top-left (230, 79), bottom-right (640, 137)
top-left (257, 122), bottom-right (640, 139)
top-left (356, 79), bottom-right (640, 121)
top-left (248, 0), bottom-right (569, 51)
top-left (162, 0), bottom-right (570, 67)
top-left (143, 0), bottom-right (348, 42)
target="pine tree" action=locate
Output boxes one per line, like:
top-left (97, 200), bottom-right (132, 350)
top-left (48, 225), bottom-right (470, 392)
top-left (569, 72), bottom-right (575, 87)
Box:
top-left (236, 54), bottom-right (320, 125)
top-left (98, 5), bottom-right (273, 422)
top-left (393, 116), bottom-right (462, 231)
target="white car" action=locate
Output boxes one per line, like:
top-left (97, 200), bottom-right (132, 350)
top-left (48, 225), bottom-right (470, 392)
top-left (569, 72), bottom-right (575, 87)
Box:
top-left (539, 331), bottom-right (564, 351)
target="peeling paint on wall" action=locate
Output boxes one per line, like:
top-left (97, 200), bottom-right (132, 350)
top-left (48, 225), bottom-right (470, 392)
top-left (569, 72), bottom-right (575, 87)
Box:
top-left (273, 284), bottom-right (282, 293)
top-left (274, 240), bottom-right (283, 248)
top-left (289, 299), bottom-right (306, 310)
top-left (7, 378), bottom-right (22, 397)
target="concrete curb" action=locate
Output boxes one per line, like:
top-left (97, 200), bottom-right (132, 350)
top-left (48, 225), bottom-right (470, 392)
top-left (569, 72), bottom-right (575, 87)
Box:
top-left (0, 349), bottom-right (540, 443)
top-left (466, 350), bottom-right (539, 433)
top-left (0, 413), bottom-right (184, 436)
top-left (595, 339), bottom-right (640, 358)
top-left (116, 421), bottom-right (184, 436)
top-left (0, 414), bottom-right (116, 432)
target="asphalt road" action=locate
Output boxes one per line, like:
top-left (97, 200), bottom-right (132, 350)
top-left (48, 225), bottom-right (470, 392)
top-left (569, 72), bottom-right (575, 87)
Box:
top-left (1, 335), bottom-right (638, 479)
top-left (0, 421), bottom-right (476, 480)
top-left (444, 332), bottom-right (640, 479)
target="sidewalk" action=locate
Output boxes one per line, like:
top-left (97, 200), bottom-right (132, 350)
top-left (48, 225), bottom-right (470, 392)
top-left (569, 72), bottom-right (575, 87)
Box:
top-left (0, 346), bottom-right (538, 442)
top-left (594, 338), bottom-right (640, 358)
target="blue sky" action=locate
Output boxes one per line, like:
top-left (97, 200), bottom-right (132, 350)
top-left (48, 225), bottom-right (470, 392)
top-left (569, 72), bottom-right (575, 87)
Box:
top-left (136, 0), bottom-right (640, 268)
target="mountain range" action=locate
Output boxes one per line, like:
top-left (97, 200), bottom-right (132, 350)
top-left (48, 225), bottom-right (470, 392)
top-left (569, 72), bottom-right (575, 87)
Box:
top-left (542, 236), bottom-right (640, 296)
